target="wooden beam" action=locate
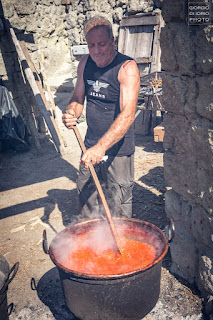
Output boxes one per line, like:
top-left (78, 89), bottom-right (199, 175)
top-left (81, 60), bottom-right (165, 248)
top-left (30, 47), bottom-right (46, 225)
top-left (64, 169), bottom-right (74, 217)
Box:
top-left (5, 21), bottom-right (65, 156)
top-left (19, 41), bottom-right (67, 151)
top-left (39, 52), bottom-right (67, 147)
top-left (40, 52), bottom-right (57, 119)
top-left (150, 25), bottom-right (161, 73)
top-left (135, 57), bottom-right (152, 64)
top-left (120, 15), bottom-right (159, 27)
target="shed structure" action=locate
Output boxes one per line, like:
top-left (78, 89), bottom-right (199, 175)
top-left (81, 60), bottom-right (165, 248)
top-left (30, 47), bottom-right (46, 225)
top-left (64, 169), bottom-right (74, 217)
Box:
top-left (118, 11), bottom-right (164, 136)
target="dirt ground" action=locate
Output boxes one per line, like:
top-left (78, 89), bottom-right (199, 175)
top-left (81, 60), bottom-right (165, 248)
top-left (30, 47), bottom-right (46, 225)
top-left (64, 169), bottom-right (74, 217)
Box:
top-left (0, 119), bottom-right (205, 319)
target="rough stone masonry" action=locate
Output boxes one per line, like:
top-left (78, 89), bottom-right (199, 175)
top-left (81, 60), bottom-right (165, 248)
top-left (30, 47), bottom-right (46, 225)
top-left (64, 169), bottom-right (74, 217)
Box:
top-left (0, 0), bottom-right (155, 87)
top-left (160, 0), bottom-right (213, 316)
top-left (0, 0), bottom-right (213, 317)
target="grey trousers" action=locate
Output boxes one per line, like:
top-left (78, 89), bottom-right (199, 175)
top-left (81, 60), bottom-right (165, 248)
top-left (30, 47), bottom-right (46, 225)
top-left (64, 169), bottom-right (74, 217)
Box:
top-left (77, 154), bottom-right (134, 221)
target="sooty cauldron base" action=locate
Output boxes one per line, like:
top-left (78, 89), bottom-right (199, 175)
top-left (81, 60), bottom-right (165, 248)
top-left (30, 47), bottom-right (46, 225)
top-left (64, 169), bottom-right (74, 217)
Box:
top-left (48, 218), bottom-right (168, 320)
top-left (59, 262), bottom-right (162, 320)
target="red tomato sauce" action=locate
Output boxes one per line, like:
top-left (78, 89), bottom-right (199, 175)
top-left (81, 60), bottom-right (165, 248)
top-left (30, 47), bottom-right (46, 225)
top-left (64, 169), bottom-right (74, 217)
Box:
top-left (56, 234), bottom-right (156, 275)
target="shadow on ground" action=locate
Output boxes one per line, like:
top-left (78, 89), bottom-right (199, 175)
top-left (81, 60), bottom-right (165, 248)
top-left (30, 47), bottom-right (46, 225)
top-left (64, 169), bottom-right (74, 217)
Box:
top-left (0, 136), bottom-right (78, 192)
top-left (135, 134), bottom-right (164, 153)
top-left (33, 267), bottom-right (78, 320)
top-left (0, 188), bottom-right (80, 230)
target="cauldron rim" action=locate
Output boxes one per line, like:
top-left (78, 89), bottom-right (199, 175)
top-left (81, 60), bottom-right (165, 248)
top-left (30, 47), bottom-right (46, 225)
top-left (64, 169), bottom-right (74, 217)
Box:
top-left (49, 217), bottom-right (168, 280)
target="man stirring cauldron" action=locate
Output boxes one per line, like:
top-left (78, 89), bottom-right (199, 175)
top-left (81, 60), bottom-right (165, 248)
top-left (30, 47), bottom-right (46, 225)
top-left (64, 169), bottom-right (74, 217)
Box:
top-left (62, 16), bottom-right (140, 221)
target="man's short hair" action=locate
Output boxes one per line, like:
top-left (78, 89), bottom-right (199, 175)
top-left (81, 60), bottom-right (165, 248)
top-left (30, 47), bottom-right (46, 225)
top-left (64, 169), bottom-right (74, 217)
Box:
top-left (84, 16), bottom-right (113, 39)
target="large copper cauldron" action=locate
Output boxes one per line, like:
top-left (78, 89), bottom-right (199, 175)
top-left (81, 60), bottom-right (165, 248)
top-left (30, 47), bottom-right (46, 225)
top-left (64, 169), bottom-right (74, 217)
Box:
top-left (43, 218), bottom-right (170, 320)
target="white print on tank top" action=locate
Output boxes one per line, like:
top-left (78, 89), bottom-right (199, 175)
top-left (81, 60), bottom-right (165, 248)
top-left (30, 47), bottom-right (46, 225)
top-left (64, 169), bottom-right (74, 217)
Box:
top-left (87, 80), bottom-right (109, 99)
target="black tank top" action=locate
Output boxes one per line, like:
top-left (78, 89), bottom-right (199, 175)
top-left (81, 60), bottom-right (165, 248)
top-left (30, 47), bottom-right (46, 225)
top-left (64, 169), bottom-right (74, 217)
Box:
top-left (83, 52), bottom-right (135, 156)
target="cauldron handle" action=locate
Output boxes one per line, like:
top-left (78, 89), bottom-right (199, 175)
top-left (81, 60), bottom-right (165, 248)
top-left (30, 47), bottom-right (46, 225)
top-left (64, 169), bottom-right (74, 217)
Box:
top-left (5, 262), bottom-right (19, 287)
top-left (163, 219), bottom-right (175, 243)
top-left (43, 229), bottom-right (49, 254)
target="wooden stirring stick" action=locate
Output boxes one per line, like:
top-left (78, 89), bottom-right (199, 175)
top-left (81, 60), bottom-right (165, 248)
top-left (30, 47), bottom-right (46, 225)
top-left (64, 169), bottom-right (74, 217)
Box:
top-left (73, 125), bottom-right (122, 255)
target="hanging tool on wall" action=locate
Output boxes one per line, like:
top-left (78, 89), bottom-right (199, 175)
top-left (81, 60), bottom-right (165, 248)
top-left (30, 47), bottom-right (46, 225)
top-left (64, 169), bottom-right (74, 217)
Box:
top-left (148, 72), bottom-right (163, 110)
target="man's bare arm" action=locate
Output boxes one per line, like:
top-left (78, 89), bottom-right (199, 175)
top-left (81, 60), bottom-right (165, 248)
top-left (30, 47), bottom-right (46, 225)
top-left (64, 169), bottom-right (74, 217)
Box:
top-left (81, 60), bottom-right (140, 168)
top-left (62, 55), bottom-right (88, 129)
top-left (98, 60), bottom-right (140, 150)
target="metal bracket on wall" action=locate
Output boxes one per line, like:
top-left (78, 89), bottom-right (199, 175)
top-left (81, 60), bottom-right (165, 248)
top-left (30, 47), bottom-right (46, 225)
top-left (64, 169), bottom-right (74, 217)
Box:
top-left (61, 0), bottom-right (71, 13)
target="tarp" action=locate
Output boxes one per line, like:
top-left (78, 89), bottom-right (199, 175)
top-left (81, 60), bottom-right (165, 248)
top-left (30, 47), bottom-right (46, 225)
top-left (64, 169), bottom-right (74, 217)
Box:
top-left (0, 85), bottom-right (30, 152)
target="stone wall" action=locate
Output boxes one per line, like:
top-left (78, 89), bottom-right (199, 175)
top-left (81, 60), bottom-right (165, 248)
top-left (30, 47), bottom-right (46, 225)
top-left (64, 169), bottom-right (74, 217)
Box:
top-left (0, 0), bottom-right (154, 89)
top-left (0, 0), bottom-right (155, 135)
top-left (160, 0), bottom-right (213, 314)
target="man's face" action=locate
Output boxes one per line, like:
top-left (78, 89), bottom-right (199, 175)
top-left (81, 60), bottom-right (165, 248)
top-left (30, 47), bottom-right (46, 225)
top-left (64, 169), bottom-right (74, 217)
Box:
top-left (86, 26), bottom-right (115, 68)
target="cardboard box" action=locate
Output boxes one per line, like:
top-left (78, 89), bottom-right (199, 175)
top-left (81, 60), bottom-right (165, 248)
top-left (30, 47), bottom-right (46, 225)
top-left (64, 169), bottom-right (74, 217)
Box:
top-left (154, 125), bottom-right (165, 142)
